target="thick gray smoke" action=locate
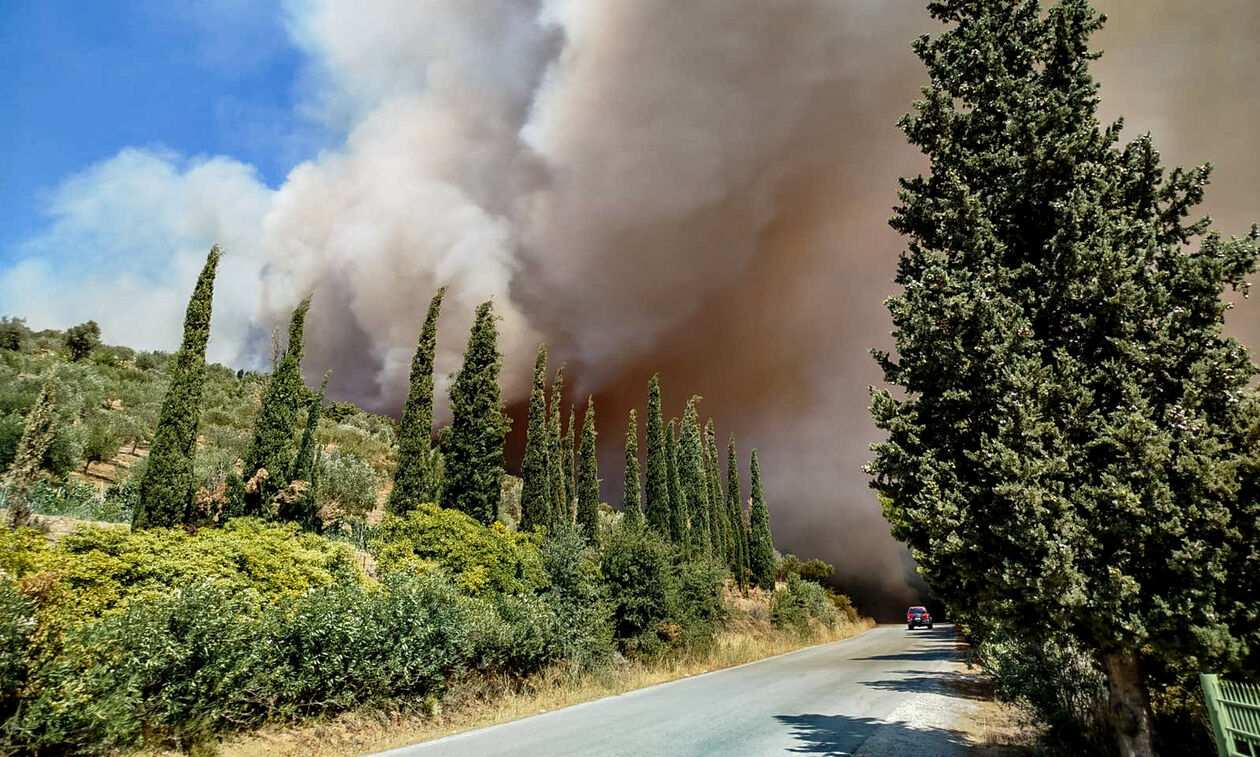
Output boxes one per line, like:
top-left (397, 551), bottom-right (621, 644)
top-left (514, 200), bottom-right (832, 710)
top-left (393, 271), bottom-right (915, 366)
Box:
top-left (6, 0), bottom-right (1257, 617)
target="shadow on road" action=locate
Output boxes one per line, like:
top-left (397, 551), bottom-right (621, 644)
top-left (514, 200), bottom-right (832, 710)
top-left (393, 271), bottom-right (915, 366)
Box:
top-left (774, 713), bottom-right (969, 756)
top-left (861, 671), bottom-right (990, 701)
top-left (854, 628), bottom-right (960, 663)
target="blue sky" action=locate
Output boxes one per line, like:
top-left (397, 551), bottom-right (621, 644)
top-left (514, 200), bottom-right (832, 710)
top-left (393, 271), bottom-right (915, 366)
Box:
top-left (0, 1), bottom-right (323, 259)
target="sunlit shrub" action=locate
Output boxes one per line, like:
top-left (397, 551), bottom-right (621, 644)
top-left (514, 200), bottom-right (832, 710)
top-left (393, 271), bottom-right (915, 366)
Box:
top-left (373, 504), bottom-right (547, 597)
top-left (771, 572), bottom-right (837, 635)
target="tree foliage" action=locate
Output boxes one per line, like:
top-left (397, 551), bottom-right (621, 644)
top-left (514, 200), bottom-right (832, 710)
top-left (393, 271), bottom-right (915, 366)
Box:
top-left (64, 321), bottom-right (101, 362)
top-left (547, 366), bottom-right (569, 531)
top-left (679, 398), bottom-right (709, 553)
top-left (441, 301), bottom-right (508, 524)
top-left (868, 1), bottom-right (1260, 752)
top-left (665, 419), bottom-right (686, 544)
top-left (726, 433), bottom-right (748, 587)
top-left (4, 372), bottom-right (57, 529)
top-left (520, 344), bottom-right (552, 533)
top-left (576, 397), bottom-right (600, 539)
top-left (703, 419), bottom-right (727, 564)
top-left (242, 297), bottom-right (311, 516)
top-left (643, 375), bottom-right (671, 536)
top-left (622, 409), bottom-right (642, 526)
top-left (747, 449), bottom-right (775, 590)
top-left (134, 246), bottom-right (219, 530)
top-left (388, 287), bottom-right (445, 515)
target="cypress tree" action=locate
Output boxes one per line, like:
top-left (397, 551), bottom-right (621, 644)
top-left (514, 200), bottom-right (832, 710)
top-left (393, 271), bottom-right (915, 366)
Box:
top-left (704, 419), bottom-right (728, 565)
top-left (133, 246), bottom-right (219, 529)
top-left (520, 344), bottom-right (552, 532)
top-left (564, 405), bottom-right (576, 523)
top-left (869, 3), bottom-right (1260, 751)
top-left (576, 397), bottom-right (600, 539)
top-left (643, 374), bottom-right (671, 535)
top-left (747, 449), bottom-right (775, 590)
top-left (548, 366), bottom-right (568, 530)
top-left (5, 370), bottom-right (57, 529)
top-left (441, 301), bottom-right (508, 524)
top-left (727, 433), bottom-right (748, 587)
top-left (281, 370), bottom-right (330, 530)
top-left (622, 409), bottom-right (643, 525)
top-left (665, 419), bottom-right (686, 544)
top-left (387, 287), bottom-right (445, 514)
top-left (679, 398), bottom-right (710, 553)
top-left (241, 296), bottom-right (311, 517)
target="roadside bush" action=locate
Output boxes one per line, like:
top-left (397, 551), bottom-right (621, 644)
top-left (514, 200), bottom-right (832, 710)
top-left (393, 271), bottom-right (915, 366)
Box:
top-left (600, 522), bottom-right (724, 657)
top-left (771, 573), bottom-right (838, 635)
top-left (540, 529), bottom-right (613, 671)
top-left (373, 504), bottom-right (548, 596)
top-left (7, 519), bottom-right (360, 635)
top-left (8, 573), bottom-right (510, 754)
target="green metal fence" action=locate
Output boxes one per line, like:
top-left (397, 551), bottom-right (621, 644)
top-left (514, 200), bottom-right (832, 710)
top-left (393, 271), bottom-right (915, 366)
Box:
top-left (1202, 673), bottom-right (1260, 757)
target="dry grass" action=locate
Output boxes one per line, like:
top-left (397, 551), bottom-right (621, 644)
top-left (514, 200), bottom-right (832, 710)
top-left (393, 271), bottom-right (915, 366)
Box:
top-left (208, 591), bottom-right (874, 757)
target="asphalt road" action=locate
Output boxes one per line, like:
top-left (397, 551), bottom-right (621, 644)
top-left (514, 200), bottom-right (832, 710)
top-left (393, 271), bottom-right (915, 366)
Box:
top-left (376, 625), bottom-right (980, 757)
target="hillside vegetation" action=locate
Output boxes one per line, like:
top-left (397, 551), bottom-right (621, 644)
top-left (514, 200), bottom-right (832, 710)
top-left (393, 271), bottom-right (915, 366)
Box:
top-left (0, 264), bottom-right (858, 754)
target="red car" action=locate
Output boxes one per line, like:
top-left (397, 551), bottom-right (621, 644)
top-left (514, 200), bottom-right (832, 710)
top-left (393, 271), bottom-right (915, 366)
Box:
top-left (906, 606), bottom-right (933, 630)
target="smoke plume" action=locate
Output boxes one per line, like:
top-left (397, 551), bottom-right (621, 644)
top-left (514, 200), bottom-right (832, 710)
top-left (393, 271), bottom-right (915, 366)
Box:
top-left (4, 0), bottom-right (1258, 618)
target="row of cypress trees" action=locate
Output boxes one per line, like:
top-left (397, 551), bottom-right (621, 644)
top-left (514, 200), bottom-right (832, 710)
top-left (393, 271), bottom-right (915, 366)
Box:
top-left (616, 377), bottom-right (777, 590)
top-left (127, 247), bottom-right (779, 592)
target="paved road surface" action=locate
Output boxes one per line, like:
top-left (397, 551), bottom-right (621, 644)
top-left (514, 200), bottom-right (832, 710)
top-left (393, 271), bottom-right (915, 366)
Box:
top-left (377, 625), bottom-right (980, 757)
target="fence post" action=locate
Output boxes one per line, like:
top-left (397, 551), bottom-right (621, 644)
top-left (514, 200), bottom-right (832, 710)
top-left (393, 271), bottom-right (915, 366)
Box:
top-left (1202, 673), bottom-right (1233, 757)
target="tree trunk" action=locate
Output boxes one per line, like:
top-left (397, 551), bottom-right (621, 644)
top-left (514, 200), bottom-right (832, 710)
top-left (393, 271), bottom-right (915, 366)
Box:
top-left (8, 488), bottom-right (31, 529)
top-left (1104, 648), bottom-right (1156, 757)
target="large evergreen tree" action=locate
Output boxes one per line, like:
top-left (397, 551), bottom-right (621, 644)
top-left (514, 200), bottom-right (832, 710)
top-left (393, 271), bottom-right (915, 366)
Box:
top-left (133, 246), bottom-right (220, 529)
top-left (520, 344), bottom-right (552, 532)
top-left (387, 287), bottom-right (445, 514)
top-left (703, 418), bottom-right (727, 562)
top-left (747, 449), bottom-right (775, 590)
top-left (726, 433), bottom-right (748, 587)
top-left (643, 374), bottom-right (671, 535)
top-left (5, 371), bottom-right (57, 529)
top-left (441, 301), bottom-right (508, 524)
top-left (576, 397), bottom-right (600, 538)
top-left (679, 398), bottom-right (710, 553)
top-left (622, 409), bottom-right (643, 526)
top-left (868, 2), bottom-right (1260, 753)
top-left (242, 296), bottom-right (311, 516)
top-left (548, 366), bottom-right (569, 531)
top-left (665, 419), bottom-right (687, 544)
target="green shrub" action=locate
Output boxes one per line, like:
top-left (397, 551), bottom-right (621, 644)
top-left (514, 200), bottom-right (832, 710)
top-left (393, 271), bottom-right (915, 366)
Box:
top-left (0, 579), bottom-right (35, 723)
top-left (23, 519), bottom-right (361, 631)
top-left (778, 554), bottom-right (835, 584)
top-left (373, 505), bottom-right (548, 596)
top-left (599, 521), bottom-right (724, 657)
top-left (771, 573), bottom-right (837, 635)
top-left (7, 572), bottom-right (554, 754)
top-left (0, 317), bottom-right (29, 351)
top-left (540, 529), bottom-right (613, 671)
top-left (318, 449), bottom-right (380, 518)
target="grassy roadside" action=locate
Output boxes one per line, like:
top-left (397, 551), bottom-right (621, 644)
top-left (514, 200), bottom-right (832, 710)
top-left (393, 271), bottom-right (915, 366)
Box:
top-left (208, 595), bottom-right (874, 757)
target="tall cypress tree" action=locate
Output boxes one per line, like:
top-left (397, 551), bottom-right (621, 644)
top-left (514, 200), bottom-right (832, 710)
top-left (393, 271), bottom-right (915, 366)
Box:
top-left (520, 343), bottom-right (552, 532)
top-left (643, 374), bottom-right (671, 535)
top-left (869, 3), bottom-right (1260, 752)
top-left (388, 287), bottom-right (445, 514)
top-left (703, 419), bottom-right (728, 565)
top-left (242, 296), bottom-right (311, 516)
top-left (679, 398), bottom-right (710, 554)
top-left (548, 366), bottom-right (568, 530)
top-left (665, 419), bottom-right (686, 544)
top-left (564, 405), bottom-right (576, 523)
top-left (622, 409), bottom-right (643, 526)
top-left (134, 246), bottom-right (220, 529)
top-left (441, 301), bottom-right (508, 524)
top-left (282, 370), bottom-right (330, 530)
top-left (727, 433), bottom-right (748, 588)
top-left (5, 370), bottom-right (57, 529)
top-left (747, 449), bottom-right (775, 590)
top-left (576, 397), bottom-right (600, 539)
